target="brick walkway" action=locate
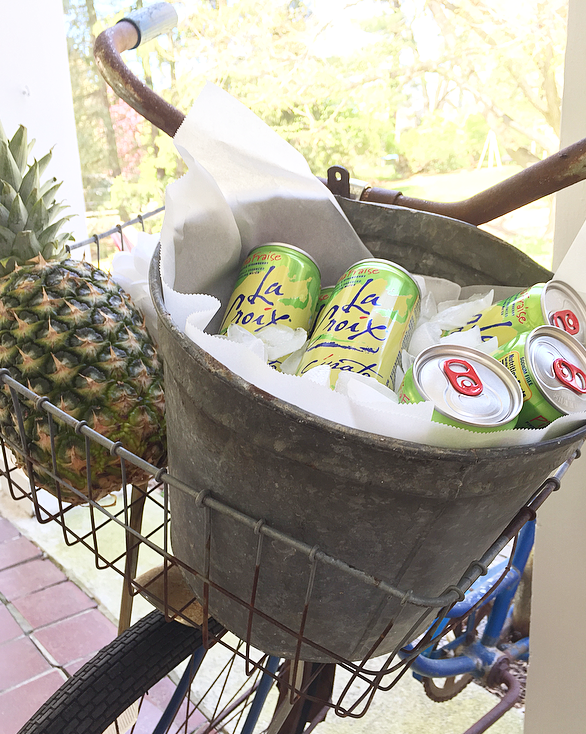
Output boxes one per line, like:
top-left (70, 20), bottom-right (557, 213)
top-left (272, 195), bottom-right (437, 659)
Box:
top-left (0, 514), bottom-right (185, 734)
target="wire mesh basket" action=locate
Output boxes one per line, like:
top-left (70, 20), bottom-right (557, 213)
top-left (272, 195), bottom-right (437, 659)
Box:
top-left (0, 362), bottom-right (579, 719)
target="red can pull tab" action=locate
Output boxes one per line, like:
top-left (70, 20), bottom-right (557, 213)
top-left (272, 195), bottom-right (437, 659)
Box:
top-left (443, 359), bottom-right (484, 396)
top-left (553, 358), bottom-right (586, 394)
top-left (550, 309), bottom-right (580, 335)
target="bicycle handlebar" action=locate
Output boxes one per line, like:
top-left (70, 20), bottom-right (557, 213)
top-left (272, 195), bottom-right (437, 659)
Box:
top-left (117, 1), bottom-right (178, 49)
top-left (94, 2), bottom-right (586, 225)
top-left (94, 6), bottom-right (185, 137)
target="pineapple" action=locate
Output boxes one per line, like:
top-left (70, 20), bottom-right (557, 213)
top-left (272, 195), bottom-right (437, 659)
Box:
top-left (0, 121), bottom-right (166, 504)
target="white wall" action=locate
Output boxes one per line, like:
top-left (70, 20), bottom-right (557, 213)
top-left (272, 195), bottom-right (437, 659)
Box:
top-left (551, 0), bottom-right (586, 270)
top-left (524, 1), bottom-right (586, 731)
top-left (0, 0), bottom-right (87, 241)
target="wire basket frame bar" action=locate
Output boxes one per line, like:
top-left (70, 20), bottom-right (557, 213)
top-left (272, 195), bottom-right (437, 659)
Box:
top-left (70, 207), bottom-right (165, 253)
top-left (68, 206), bottom-right (164, 269)
top-left (0, 367), bottom-right (581, 717)
top-left (2, 368), bottom-right (568, 611)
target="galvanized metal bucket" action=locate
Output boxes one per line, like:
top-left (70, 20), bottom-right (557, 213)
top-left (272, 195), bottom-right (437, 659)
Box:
top-left (95, 0), bottom-right (586, 667)
top-left (150, 199), bottom-right (586, 663)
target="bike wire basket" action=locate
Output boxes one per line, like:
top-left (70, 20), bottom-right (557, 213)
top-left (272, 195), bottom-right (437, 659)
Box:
top-left (7, 2), bottom-right (586, 720)
top-left (0, 358), bottom-right (580, 720)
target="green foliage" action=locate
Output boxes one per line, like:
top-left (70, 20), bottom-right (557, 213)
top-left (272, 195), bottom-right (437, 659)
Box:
top-left (166, 0), bottom-right (407, 176)
top-left (63, 0), bottom-right (123, 208)
top-left (399, 113), bottom-right (490, 174)
top-left (63, 0), bottom-right (566, 229)
top-left (109, 132), bottom-right (183, 219)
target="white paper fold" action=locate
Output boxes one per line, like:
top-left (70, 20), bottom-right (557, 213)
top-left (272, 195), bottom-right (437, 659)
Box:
top-left (110, 231), bottom-right (160, 339)
top-left (171, 288), bottom-right (584, 449)
top-left (156, 83), bottom-right (586, 450)
top-left (168, 83), bottom-right (370, 298)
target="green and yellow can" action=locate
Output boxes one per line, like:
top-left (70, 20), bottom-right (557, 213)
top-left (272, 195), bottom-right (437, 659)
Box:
top-left (443, 280), bottom-right (586, 347)
top-left (398, 345), bottom-right (523, 432)
top-left (296, 258), bottom-right (421, 388)
top-left (219, 243), bottom-right (321, 336)
top-left (493, 325), bottom-right (586, 429)
top-left (308, 285), bottom-right (336, 337)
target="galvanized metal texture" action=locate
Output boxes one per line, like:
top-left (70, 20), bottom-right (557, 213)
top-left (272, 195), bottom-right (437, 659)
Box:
top-left (0, 364), bottom-right (578, 719)
top-left (336, 196), bottom-right (552, 287)
top-left (150, 233), bottom-right (586, 667)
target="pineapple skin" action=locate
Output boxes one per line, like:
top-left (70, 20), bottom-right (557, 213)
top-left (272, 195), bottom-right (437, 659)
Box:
top-left (0, 255), bottom-right (166, 504)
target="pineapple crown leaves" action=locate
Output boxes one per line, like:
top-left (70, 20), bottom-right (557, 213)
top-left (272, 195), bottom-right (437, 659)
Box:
top-left (0, 122), bottom-right (74, 275)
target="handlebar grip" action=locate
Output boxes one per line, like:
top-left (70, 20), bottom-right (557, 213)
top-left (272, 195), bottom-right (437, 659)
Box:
top-left (118, 2), bottom-right (178, 49)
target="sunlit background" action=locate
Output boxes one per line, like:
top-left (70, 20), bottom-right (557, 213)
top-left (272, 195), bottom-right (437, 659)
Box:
top-left (63, 0), bottom-right (566, 269)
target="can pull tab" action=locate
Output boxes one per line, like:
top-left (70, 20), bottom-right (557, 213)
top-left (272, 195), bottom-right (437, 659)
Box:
top-left (443, 359), bottom-right (484, 396)
top-left (553, 358), bottom-right (586, 394)
top-left (550, 309), bottom-right (580, 335)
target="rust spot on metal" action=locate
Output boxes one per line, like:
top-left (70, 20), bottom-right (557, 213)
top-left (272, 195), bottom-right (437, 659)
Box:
top-left (246, 383), bottom-right (276, 401)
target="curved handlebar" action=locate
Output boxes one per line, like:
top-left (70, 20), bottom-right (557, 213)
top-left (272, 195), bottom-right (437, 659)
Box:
top-left (94, 6), bottom-right (185, 137)
top-left (117, 2), bottom-right (178, 49)
top-left (94, 2), bottom-right (586, 225)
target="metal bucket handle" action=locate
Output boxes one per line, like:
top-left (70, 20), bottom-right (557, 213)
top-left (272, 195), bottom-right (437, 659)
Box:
top-left (95, 2), bottom-right (586, 226)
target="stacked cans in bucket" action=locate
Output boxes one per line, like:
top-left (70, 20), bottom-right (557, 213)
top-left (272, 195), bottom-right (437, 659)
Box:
top-left (219, 243), bottom-right (586, 433)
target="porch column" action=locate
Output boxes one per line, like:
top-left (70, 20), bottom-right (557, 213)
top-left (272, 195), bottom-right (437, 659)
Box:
top-left (524, 1), bottom-right (586, 731)
top-left (0, 0), bottom-right (86, 240)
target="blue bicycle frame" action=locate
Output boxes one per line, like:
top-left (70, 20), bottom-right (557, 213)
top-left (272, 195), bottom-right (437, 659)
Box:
top-left (161, 522), bottom-right (533, 734)
top-left (406, 519), bottom-right (533, 688)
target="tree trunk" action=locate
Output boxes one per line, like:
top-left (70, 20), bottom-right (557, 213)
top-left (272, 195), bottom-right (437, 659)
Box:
top-left (85, 0), bottom-right (122, 177)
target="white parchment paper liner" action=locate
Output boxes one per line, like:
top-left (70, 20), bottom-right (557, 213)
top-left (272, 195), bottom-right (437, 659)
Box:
top-left (160, 83), bottom-right (370, 333)
top-left (156, 83), bottom-right (586, 449)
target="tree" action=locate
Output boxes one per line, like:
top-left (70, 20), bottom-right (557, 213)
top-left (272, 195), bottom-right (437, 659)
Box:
top-left (157, 0), bottom-right (407, 173)
top-left (418, 0), bottom-right (566, 163)
top-left (64, 0), bottom-right (568, 218)
top-left (63, 0), bottom-right (122, 209)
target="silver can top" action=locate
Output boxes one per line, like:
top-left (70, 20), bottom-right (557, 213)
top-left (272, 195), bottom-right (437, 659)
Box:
top-left (527, 325), bottom-right (586, 414)
top-left (542, 280), bottom-right (586, 345)
top-left (413, 344), bottom-right (523, 427)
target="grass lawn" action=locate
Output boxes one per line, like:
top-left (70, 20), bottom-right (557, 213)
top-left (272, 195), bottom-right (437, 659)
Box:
top-left (358, 165), bottom-right (554, 270)
top-left (83, 165), bottom-right (554, 274)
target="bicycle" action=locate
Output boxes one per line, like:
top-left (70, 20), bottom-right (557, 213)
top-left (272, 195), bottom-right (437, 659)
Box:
top-left (8, 3), bottom-right (586, 733)
top-left (5, 355), bottom-right (579, 734)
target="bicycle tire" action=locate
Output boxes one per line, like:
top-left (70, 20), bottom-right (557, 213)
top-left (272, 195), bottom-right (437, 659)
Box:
top-left (18, 610), bottom-right (225, 734)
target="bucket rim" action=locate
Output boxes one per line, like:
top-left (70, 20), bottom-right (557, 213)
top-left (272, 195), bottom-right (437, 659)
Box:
top-left (150, 248), bottom-right (586, 463)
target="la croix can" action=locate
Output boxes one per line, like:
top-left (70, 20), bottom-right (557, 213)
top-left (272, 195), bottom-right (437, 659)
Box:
top-left (398, 345), bottom-right (523, 432)
top-left (308, 285), bottom-right (336, 337)
top-left (493, 325), bottom-right (586, 429)
top-left (296, 258), bottom-right (421, 388)
top-left (219, 243), bottom-right (321, 335)
top-left (443, 280), bottom-right (586, 347)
